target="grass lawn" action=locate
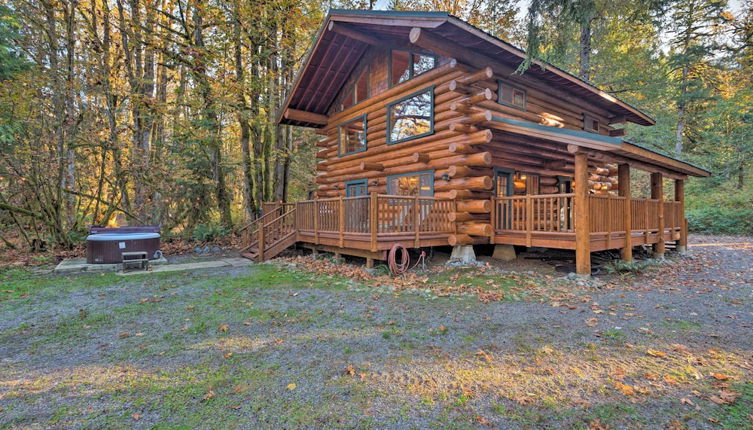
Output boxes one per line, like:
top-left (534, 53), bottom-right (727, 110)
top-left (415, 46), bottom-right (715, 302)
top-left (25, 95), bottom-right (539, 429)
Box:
top-left (0, 255), bottom-right (751, 429)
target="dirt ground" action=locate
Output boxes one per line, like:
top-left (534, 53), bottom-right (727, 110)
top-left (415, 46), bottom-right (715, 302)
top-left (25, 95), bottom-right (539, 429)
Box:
top-left (0, 234), bottom-right (751, 429)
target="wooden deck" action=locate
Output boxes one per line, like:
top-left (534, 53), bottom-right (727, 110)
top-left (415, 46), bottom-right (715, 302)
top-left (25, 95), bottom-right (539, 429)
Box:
top-left (491, 193), bottom-right (683, 252)
top-left (243, 192), bottom-right (684, 262)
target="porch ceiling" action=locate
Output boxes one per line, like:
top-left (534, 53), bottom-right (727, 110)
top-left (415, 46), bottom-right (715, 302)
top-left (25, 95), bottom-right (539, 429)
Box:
top-left (486, 116), bottom-right (710, 178)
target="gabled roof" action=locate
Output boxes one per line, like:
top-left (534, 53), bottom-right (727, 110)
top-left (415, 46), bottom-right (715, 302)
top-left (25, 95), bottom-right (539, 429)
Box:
top-left (277, 9), bottom-right (656, 127)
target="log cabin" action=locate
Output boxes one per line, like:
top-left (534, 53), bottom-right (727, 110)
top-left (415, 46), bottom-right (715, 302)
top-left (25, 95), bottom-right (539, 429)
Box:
top-left (240, 9), bottom-right (710, 275)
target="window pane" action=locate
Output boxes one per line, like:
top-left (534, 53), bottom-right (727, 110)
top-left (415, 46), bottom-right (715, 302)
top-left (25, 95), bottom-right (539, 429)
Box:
top-left (355, 70), bottom-right (369, 104)
top-left (412, 53), bottom-right (436, 76)
top-left (389, 90), bottom-right (432, 143)
top-left (339, 117), bottom-right (366, 154)
top-left (512, 88), bottom-right (526, 108)
top-left (341, 87), bottom-right (354, 110)
top-left (388, 172), bottom-right (433, 196)
top-left (391, 50), bottom-right (410, 86)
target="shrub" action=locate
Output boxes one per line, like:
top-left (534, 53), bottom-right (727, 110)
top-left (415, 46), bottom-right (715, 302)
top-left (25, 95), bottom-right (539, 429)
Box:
top-left (191, 223), bottom-right (230, 242)
top-left (686, 207), bottom-right (753, 235)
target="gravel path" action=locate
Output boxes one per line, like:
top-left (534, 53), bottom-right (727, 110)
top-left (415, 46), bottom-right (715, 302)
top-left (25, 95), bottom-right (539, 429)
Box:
top-left (0, 235), bottom-right (751, 429)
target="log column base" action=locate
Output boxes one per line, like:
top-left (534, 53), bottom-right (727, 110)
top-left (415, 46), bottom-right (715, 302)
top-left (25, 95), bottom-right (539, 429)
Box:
top-left (676, 245), bottom-right (687, 253)
top-left (449, 245), bottom-right (477, 265)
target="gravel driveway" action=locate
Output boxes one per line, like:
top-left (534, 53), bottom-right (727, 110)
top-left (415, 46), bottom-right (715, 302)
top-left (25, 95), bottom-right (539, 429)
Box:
top-left (0, 235), bottom-right (751, 429)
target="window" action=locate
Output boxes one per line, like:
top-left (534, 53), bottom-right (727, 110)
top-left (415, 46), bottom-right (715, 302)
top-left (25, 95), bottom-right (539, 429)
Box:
top-left (498, 80), bottom-right (526, 110)
top-left (390, 49), bottom-right (437, 87)
top-left (583, 114), bottom-right (600, 133)
top-left (387, 88), bottom-right (434, 145)
top-left (512, 172), bottom-right (540, 195)
top-left (340, 68), bottom-right (370, 111)
top-left (345, 179), bottom-right (368, 197)
top-left (494, 168), bottom-right (513, 197)
top-left (387, 171), bottom-right (434, 196)
top-left (338, 115), bottom-right (367, 155)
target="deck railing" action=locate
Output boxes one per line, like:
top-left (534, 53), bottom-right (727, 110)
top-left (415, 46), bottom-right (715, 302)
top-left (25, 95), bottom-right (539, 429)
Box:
top-left (293, 194), bottom-right (454, 249)
top-left (492, 193), bottom-right (683, 249)
top-left (493, 193), bottom-right (575, 233)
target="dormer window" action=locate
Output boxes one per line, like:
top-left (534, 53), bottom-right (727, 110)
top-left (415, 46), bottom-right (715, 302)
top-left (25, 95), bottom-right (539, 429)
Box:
top-left (498, 80), bottom-right (526, 110)
top-left (583, 114), bottom-right (600, 133)
top-left (390, 49), bottom-right (437, 87)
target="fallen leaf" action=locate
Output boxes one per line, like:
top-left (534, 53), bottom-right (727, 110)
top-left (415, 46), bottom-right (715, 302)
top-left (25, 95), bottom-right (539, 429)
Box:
top-left (132, 413), bottom-right (141, 420)
top-left (680, 397), bottom-right (695, 407)
top-left (286, 383), bottom-right (296, 390)
top-left (586, 317), bottom-right (599, 327)
top-left (647, 349), bottom-right (667, 358)
top-left (344, 365), bottom-right (355, 376)
top-left (223, 352), bottom-right (233, 359)
top-left (186, 305), bottom-right (195, 310)
top-left (202, 389), bottom-right (215, 401)
top-left (712, 373), bottom-right (731, 381)
top-left (218, 324), bottom-right (229, 333)
top-left (614, 381), bottom-right (635, 396)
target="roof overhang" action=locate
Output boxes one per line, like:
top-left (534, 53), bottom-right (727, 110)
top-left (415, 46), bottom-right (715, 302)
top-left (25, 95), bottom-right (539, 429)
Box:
top-left (487, 116), bottom-right (710, 178)
top-left (277, 9), bottom-right (656, 128)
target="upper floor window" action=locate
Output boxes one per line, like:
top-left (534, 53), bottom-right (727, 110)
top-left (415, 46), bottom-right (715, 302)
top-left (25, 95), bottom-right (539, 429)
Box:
top-left (390, 49), bottom-right (437, 87)
top-left (583, 114), bottom-right (600, 133)
top-left (340, 68), bottom-right (370, 111)
top-left (498, 80), bottom-right (526, 110)
top-left (338, 115), bottom-right (367, 155)
top-left (387, 88), bottom-right (434, 145)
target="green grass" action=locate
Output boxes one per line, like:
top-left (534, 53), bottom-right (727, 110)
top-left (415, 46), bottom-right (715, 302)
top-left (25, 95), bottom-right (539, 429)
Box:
top-left (714, 382), bottom-right (753, 428)
top-left (661, 319), bottom-right (702, 331)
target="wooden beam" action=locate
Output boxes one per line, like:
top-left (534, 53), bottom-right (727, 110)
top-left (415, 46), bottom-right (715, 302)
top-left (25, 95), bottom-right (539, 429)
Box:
top-left (574, 152), bottom-right (591, 275)
top-left (609, 128), bottom-right (626, 137)
top-left (283, 108), bottom-right (328, 125)
top-left (651, 172), bottom-right (665, 257)
top-left (328, 22), bottom-right (383, 46)
top-left (675, 179), bottom-right (687, 252)
top-left (618, 164), bottom-right (632, 261)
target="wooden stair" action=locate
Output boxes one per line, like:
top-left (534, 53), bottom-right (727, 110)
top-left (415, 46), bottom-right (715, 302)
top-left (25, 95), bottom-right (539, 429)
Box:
top-left (240, 207), bottom-right (298, 262)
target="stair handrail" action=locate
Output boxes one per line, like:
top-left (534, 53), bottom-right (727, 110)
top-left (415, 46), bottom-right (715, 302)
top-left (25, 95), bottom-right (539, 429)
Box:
top-left (259, 208), bottom-right (297, 251)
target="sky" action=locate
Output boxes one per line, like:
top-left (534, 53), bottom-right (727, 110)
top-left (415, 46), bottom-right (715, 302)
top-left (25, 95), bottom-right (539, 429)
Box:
top-left (371, 0), bottom-right (746, 19)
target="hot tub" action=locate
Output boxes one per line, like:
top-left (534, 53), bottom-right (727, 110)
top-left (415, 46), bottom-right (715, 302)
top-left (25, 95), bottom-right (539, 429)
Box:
top-left (86, 226), bottom-right (161, 264)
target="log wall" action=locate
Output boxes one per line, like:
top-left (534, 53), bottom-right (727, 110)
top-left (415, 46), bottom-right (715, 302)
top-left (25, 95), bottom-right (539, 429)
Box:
top-left (315, 47), bottom-right (628, 245)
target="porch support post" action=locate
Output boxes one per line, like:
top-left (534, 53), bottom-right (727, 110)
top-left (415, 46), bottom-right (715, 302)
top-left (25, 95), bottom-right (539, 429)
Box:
top-left (574, 151), bottom-right (591, 275)
top-left (675, 178), bottom-right (687, 252)
top-left (618, 164), bottom-right (633, 261)
top-left (651, 172), bottom-right (665, 258)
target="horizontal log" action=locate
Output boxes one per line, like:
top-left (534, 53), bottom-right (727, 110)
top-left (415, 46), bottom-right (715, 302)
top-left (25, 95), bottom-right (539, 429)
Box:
top-left (458, 223), bottom-right (492, 237)
top-left (434, 176), bottom-right (493, 192)
top-left (448, 234), bottom-right (472, 246)
top-left (448, 212), bottom-right (489, 222)
top-left (360, 162), bottom-right (384, 171)
top-left (456, 199), bottom-right (491, 213)
top-left (284, 108), bottom-right (328, 125)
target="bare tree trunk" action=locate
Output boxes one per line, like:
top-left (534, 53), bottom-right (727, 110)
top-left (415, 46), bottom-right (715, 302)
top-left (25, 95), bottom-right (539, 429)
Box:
top-left (579, 15), bottom-right (592, 81)
top-left (675, 65), bottom-right (689, 154)
top-left (233, 22), bottom-right (256, 221)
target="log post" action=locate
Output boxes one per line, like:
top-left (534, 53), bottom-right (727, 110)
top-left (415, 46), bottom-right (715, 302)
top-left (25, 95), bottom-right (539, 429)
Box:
top-left (651, 172), bottom-right (665, 258)
top-left (339, 195), bottom-right (345, 248)
top-left (675, 178), bottom-right (687, 252)
top-left (370, 192), bottom-right (378, 252)
top-left (258, 221), bottom-right (265, 261)
top-left (617, 164), bottom-right (633, 261)
top-left (574, 151), bottom-right (591, 275)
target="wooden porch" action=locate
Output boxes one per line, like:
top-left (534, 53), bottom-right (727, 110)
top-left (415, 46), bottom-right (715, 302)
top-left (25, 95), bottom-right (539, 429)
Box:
top-left (243, 185), bottom-right (686, 267)
top-left (491, 193), bottom-right (683, 251)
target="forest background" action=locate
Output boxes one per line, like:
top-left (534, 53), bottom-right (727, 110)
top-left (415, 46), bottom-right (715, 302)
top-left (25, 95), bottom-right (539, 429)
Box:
top-left (0, 0), bottom-right (750, 251)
